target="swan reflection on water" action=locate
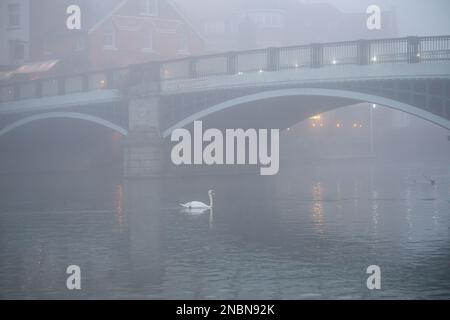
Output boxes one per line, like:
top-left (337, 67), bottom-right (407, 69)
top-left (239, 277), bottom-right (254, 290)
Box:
top-left (179, 207), bottom-right (210, 215)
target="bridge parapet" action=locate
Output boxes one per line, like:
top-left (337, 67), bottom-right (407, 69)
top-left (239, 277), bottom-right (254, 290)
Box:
top-left (0, 62), bottom-right (161, 104)
top-left (160, 35), bottom-right (450, 81)
top-left (1, 35), bottom-right (449, 104)
top-left (1, 68), bottom-right (127, 103)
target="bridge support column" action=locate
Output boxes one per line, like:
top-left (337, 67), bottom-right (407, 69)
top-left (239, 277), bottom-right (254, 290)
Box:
top-left (311, 43), bottom-right (323, 68)
top-left (267, 47), bottom-right (280, 71)
top-left (407, 36), bottom-right (420, 63)
top-left (357, 39), bottom-right (369, 65)
top-left (227, 52), bottom-right (237, 75)
top-left (124, 96), bottom-right (165, 178)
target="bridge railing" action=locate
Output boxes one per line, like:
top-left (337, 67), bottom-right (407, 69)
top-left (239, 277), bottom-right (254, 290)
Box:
top-left (160, 35), bottom-right (450, 80)
top-left (0, 67), bottom-right (136, 103)
top-left (2, 35), bottom-right (450, 102)
top-left (420, 36), bottom-right (450, 62)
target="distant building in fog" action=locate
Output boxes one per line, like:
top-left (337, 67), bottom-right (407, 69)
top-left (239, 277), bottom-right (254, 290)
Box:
top-left (1, 0), bottom-right (204, 76)
top-left (0, 0), bottom-right (30, 68)
top-left (1, 0), bottom-right (398, 74)
top-left (85, 0), bottom-right (204, 69)
top-left (176, 0), bottom-right (398, 53)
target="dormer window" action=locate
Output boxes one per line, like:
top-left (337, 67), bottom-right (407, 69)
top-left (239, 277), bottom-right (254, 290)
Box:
top-left (139, 0), bottom-right (158, 16)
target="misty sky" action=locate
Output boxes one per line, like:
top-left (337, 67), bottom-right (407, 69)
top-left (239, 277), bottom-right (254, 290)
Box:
top-left (175, 0), bottom-right (450, 36)
top-left (306, 0), bottom-right (450, 36)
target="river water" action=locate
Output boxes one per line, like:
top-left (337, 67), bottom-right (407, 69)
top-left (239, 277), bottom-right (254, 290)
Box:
top-left (0, 159), bottom-right (449, 299)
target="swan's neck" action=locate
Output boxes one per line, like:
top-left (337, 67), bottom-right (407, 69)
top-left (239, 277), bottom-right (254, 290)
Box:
top-left (209, 193), bottom-right (214, 208)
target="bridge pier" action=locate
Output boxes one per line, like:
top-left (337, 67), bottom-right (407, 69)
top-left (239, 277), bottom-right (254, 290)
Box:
top-left (124, 96), bottom-right (165, 178)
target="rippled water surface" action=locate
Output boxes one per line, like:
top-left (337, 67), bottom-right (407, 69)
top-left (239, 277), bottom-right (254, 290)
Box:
top-left (0, 160), bottom-right (449, 299)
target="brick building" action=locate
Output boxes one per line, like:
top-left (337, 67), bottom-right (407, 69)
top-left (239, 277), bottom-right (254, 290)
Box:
top-left (2, 0), bottom-right (205, 78)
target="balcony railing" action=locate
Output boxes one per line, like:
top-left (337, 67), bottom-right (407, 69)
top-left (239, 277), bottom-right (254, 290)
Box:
top-left (1, 35), bottom-right (450, 103)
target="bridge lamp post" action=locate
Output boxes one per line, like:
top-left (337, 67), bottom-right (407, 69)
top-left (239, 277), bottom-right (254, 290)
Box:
top-left (370, 104), bottom-right (376, 155)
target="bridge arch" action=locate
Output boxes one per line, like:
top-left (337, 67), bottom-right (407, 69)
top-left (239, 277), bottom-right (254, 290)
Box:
top-left (162, 88), bottom-right (450, 138)
top-left (0, 112), bottom-right (128, 138)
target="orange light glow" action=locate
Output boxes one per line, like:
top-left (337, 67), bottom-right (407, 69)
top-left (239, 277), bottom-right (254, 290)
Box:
top-left (115, 184), bottom-right (124, 229)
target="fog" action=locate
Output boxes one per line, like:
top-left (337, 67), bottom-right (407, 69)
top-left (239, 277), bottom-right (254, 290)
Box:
top-left (0, 0), bottom-right (449, 300)
top-left (309, 0), bottom-right (450, 35)
top-left (175, 0), bottom-right (450, 36)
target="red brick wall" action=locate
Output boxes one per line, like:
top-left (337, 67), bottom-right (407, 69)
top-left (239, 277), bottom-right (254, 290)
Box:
top-left (88, 0), bottom-right (204, 70)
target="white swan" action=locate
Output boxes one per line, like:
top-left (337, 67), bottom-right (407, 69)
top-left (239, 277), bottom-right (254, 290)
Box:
top-left (180, 190), bottom-right (214, 209)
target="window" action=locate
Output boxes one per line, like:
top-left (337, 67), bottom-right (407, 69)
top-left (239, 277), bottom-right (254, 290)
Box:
top-left (139, 0), bottom-right (158, 16)
top-left (229, 20), bottom-right (238, 33)
top-left (204, 21), bottom-right (225, 34)
top-left (103, 27), bottom-right (116, 49)
top-left (177, 28), bottom-right (189, 53)
top-left (9, 40), bottom-right (25, 60)
top-left (142, 32), bottom-right (153, 51)
top-left (75, 38), bottom-right (85, 51)
top-left (248, 12), bottom-right (283, 28)
top-left (8, 3), bottom-right (21, 28)
top-left (43, 40), bottom-right (53, 56)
